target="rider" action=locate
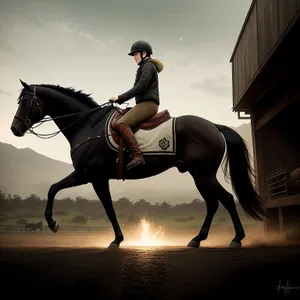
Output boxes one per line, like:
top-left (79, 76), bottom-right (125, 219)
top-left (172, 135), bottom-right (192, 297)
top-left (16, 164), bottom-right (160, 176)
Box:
top-left (109, 40), bottom-right (164, 170)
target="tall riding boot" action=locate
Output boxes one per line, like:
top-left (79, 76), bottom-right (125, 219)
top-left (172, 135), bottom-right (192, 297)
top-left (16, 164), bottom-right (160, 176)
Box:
top-left (116, 123), bottom-right (146, 170)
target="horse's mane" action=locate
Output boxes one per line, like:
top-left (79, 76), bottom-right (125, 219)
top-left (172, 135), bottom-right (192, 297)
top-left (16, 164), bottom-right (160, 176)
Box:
top-left (40, 84), bottom-right (99, 108)
top-left (19, 84), bottom-right (100, 108)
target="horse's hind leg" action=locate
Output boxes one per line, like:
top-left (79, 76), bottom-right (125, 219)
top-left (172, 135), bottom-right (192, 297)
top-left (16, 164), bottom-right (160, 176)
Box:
top-left (187, 171), bottom-right (220, 248)
top-left (188, 169), bottom-right (246, 248)
top-left (214, 183), bottom-right (245, 248)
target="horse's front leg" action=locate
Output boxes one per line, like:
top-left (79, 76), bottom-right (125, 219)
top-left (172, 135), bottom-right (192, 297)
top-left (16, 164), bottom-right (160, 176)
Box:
top-left (44, 170), bottom-right (87, 233)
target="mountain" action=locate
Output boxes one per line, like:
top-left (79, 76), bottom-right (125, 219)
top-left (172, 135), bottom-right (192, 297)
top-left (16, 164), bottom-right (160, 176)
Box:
top-left (0, 143), bottom-right (74, 197)
top-left (0, 122), bottom-right (252, 204)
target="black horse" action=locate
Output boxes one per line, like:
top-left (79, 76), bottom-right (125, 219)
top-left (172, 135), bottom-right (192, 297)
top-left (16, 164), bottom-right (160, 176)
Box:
top-left (10, 80), bottom-right (266, 249)
top-left (25, 221), bottom-right (43, 232)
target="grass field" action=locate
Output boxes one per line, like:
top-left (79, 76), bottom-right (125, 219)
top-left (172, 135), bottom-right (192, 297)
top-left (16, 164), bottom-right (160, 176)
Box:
top-left (1, 206), bottom-right (260, 231)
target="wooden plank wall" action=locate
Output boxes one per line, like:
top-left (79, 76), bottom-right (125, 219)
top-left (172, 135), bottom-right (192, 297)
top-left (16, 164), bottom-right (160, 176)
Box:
top-left (256, 0), bottom-right (279, 66)
top-left (278, 0), bottom-right (300, 35)
top-left (232, 2), bottom-right (258, 107)
top-left (232, 0), bottom-right (300, 108)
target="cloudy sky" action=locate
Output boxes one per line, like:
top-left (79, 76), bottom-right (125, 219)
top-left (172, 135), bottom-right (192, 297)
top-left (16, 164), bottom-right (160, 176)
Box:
top-left (0, 0), bottom-right (252, 164)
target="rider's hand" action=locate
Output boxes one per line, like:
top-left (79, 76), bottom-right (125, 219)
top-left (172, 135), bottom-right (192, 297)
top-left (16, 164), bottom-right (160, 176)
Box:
top-left (109, 96), bottom-right (118, 102)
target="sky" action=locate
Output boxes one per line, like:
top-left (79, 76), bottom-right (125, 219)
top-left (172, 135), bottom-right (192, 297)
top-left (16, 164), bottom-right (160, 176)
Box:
top-left (0, 0), bottom-right (252, 164)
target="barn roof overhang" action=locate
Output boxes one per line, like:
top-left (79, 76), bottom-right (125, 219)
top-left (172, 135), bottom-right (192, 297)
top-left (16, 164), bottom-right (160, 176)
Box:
top-left (232, 16), bottom-right (300, 113)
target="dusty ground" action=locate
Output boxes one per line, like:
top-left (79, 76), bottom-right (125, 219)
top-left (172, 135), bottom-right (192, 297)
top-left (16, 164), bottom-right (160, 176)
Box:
top-left (1, 226), bottom-right (300, 300)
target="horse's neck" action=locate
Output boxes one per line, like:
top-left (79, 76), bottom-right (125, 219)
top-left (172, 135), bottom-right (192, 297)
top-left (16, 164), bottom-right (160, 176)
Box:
top-left (42, 88), bottom-right (94, 142)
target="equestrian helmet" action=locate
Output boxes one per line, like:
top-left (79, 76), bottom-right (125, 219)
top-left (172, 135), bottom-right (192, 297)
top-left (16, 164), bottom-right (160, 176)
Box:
top-left (128, 40), bottom-right (153, 56)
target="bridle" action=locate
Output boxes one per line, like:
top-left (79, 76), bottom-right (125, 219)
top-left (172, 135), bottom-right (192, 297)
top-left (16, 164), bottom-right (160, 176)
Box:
top-left (14, 86), bottom-right (44, 130)
top-left (14, 86), bottom-right (113, 139)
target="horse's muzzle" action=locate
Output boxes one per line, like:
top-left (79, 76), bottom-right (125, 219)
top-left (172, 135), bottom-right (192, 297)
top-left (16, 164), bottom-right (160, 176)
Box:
top-left (11, 124), bottom-right (25, 137)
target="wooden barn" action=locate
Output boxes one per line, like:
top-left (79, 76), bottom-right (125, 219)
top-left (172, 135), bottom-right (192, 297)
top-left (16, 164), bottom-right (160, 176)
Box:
top-left (230, 0), bottom-right (300, 238)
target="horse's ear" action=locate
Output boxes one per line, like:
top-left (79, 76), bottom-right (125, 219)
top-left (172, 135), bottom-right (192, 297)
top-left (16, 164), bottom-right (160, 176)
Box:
top-left (19, 79), bottom-right (30, 90)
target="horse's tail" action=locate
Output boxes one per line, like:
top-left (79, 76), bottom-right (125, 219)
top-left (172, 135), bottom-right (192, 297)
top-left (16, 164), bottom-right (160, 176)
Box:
top-left (214, 124), bottom-right (266, 221)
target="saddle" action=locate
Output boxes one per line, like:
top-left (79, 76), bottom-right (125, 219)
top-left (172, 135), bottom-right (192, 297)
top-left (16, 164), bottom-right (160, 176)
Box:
top-left (110, 108), bottom-right (171, 145)
top-left (110, 108), bottom-right (171, 180)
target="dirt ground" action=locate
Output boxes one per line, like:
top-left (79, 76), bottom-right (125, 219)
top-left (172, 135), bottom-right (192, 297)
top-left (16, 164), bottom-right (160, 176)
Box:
top-left (1, 226), bottom-right (300, 300)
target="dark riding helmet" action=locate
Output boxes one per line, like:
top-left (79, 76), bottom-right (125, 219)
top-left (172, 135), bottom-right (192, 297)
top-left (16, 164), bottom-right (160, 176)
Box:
top-left (128, 40), bottom-right (153, 56)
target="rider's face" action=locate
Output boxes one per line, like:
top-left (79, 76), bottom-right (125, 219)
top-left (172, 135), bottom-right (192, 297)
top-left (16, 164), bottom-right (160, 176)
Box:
top-left (133, 51), bottom-right (146, 64)
top-left (133, 52), bottom-right (141, 64)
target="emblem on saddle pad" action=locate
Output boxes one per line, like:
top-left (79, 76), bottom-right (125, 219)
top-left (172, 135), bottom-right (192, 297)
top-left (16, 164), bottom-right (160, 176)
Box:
top-left (159, 137), bottom-right (170, 150)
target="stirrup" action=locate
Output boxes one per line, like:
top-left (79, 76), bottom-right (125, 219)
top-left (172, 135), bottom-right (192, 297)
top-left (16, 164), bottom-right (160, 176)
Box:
top-left (127, 156), bottom-right (145, 170)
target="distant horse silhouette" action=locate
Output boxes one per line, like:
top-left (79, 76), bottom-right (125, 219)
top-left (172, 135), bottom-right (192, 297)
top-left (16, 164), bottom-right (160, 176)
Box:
top-left (25, 221), bottom-right (43, 232)
top-left (10, 80), bottom-right (266, 249)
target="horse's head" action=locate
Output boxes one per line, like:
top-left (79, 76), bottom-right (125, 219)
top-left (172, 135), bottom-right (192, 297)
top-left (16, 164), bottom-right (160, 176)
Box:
top-left (11, 80), bottom-right (46, 137)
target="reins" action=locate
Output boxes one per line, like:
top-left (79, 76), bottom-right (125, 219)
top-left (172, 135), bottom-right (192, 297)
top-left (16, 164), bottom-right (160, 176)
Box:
top-left (27, 101), bottom-right (113, 139)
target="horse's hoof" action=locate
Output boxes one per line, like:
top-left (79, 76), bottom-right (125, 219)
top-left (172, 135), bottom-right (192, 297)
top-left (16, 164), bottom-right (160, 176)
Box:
top-left (108, 242), bottom-right (120, 249)
top-left (187, 240), bottom-right (200, 248)
top-left (229, 240), bottom-right (241, 248)
top-left (51, 221), bottom-right (59, 233)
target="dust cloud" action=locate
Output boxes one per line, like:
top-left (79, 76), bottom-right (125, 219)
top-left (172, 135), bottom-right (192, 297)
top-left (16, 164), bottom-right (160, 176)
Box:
top-left (1, 221), bottom-right (298, 249)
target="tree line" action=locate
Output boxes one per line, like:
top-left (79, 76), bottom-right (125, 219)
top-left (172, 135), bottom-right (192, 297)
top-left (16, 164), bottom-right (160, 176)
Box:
top-left (0, 190), bottom-right (243, 218)
top-left (0, 190), bottom-right (204, 213)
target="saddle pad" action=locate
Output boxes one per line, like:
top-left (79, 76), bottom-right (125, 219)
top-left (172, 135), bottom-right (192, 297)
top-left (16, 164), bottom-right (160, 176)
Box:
top-left (105, 110), bottom-right (177, 155)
